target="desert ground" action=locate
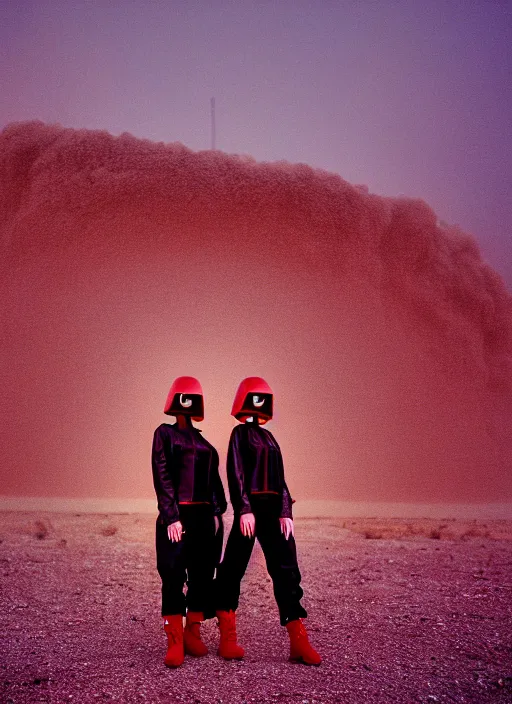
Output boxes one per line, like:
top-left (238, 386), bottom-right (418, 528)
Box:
top-left (1, 512), bottom-right (511, 704)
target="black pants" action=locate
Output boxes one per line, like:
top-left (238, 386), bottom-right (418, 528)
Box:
top-left (215, 496), bottom-right (307, 626)
top-left (156, 505), bottom-right (223, 618)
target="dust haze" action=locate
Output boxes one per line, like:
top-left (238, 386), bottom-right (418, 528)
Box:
top-left (1, 121), bottom-right (511, 505)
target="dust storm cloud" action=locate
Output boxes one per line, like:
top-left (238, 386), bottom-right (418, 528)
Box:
top-left (1, 121), bottom-right (510, 504)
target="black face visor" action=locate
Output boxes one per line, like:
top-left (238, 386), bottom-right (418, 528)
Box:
top-left (240, 392), bottom-right (273, 419)
top-left (169, 393), bottom-right (204, 418)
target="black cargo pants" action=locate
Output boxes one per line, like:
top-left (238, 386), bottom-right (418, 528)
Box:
top-left (215, 495), bottom-right (307, 625)
top-left (156, 504), bottom-right (223, 618)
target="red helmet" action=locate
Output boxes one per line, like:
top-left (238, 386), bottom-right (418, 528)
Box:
top-left (164, 376), bottom-right (204, 421)
top-left (231, 377), bottom-right (273, 424)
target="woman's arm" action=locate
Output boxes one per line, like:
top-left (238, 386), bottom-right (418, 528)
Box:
top-left (227, 426), bottom-right (252, 515)
top-left (210, 450), bottom-right (228, 516)
top-left (151, 425), bottom-right (180, 526)
top-left (275, 441), bottom-right (293, 519)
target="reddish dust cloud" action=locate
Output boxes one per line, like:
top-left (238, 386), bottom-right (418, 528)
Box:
top-left (1, 122), bottom-right (511, 505)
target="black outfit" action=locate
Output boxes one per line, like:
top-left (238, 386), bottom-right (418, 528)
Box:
top-left (215, 422), bottom-right (307, 626)
top-left (152, 422), bottom-right (227, 617)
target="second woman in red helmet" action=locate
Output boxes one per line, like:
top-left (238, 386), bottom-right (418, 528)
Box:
top-left (214, 377), bottom-right (321, 665)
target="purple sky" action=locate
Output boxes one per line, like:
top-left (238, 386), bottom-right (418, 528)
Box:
top-left (2, 0), bottom-right (511, 286)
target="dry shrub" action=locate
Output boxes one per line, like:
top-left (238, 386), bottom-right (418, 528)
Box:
top-left (364, 530), bottom-right (383, 539)
top-left (34, 520), bottom-right (49, 540)
top-left (460, 528), bottom-right (491, 541)
top-left (100, 525), bottom-right (118, 537)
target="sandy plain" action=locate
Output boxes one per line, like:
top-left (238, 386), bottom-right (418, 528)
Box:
top-left (1, 512), bottom-right (511, 704)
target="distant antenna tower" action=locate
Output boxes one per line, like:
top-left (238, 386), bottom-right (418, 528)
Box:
top-left (210, 97), bottom-right (216, 150)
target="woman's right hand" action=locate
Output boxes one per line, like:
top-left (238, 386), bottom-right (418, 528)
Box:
top-left (167, 521), bottom-right (183, 542)
top-left (240, 512), bottom-right (255, 538)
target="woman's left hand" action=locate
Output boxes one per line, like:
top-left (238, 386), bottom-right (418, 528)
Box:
top-left (279, 517), bottom-right (294, 540)
top-left (214, 516), bottom-right (221, 535)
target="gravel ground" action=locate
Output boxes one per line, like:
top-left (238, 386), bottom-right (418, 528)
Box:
top-left (1, 512), bottom-right (511, 704)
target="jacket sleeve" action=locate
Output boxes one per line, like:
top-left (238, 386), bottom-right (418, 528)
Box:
top-left (227, 426), bottom-right (252, 515)
top-left (276, 442), bottom-right (293, 518)
top-left (151, 425), bottom-right (180, 526)
top-left (280, 480), bottom-right (293, 519)
top-left (210, 450), bottom-right (227, 516)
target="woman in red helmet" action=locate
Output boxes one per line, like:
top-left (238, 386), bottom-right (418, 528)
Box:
top-left (214, 377), bottom-right (321, 665)
top-left (152, 376), bottom-right (227, 667)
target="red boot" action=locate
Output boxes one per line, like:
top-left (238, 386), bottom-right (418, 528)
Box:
top-left (286, 619), bottom-right (321, 666)
top-left (184, 611), bottom-right (208, 657)
top-left (216, 610), bottom-right (245, 660)
top-left (163, 614), bottom-right (184, 667)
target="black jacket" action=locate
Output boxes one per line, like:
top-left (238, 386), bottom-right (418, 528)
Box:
top-left (227, 422), bottom-right (293, 519)
top-left (152, 423), bottom-right (227, 526)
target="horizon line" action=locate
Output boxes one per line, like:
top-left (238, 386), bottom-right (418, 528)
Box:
top-left (0, 496), bottom-right (511, 520)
